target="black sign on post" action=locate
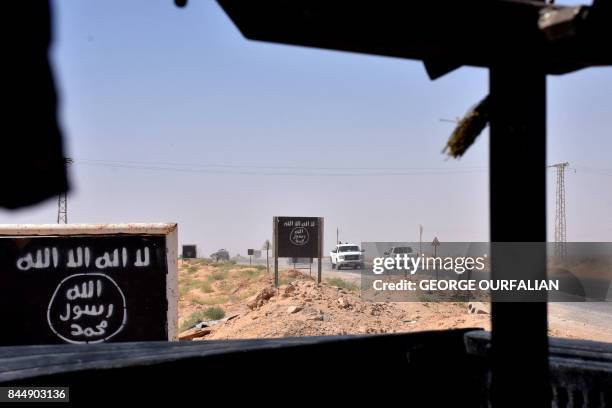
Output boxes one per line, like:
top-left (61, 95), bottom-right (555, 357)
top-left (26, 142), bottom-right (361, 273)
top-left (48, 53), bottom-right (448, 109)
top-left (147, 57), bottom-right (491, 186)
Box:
top-left (182, 245), bottom-right (197, 259)
top-left (0, 224), bottom-right (178, 346)
top-left (247, 249), bottom-right (254, 265)
top-left (273, 217), bottom-right (323, 286)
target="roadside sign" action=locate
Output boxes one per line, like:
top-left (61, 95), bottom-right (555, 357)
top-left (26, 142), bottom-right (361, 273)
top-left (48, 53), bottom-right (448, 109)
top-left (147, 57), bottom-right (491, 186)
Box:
top-left (247, 248), bottom-right (254, 265)
top-left (0, 224), bottom-right (178, 346)
top-left (275, 217), bottom-right (321, 258)
top-left (273, 217), bottom-right (323, 285)
top-left (182, 245), bottom-right (197, 258)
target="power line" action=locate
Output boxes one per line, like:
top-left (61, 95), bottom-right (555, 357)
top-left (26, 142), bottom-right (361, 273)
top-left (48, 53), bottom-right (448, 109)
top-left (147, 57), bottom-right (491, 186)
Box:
top-left (72, 158), bottom-right (487, 177)
top-left (71, 158), bottom-right (612, 178)
top-left (571, 165), bottom-right (612, 177)
top-left (76, 158), bottom-right (487, 171)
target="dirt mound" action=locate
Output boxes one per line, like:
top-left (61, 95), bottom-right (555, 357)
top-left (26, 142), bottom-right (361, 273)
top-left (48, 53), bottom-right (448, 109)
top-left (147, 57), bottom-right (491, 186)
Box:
top-left (178, 260), bottom-right (610, 342)
top-left (247, 287), bottom-right (276, 309)
top-left (285, 269), bottom-right (302, 278)
top-left (202, 275), bottom-right (488, 339)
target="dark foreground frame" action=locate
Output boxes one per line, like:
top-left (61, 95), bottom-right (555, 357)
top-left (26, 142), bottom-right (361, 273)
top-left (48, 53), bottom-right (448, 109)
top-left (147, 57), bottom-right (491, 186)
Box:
top-left (1, 329), bottom-right (610, 405)
top-left (214, 1), bottom-right (612, 405)
top-left (3, 1), bottom-right (612, 405)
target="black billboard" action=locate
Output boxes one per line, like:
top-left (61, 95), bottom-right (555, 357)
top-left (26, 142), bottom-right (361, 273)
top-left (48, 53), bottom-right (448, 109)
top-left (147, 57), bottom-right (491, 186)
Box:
top-left (0, 235), bottom-right (170, 346)
top-left (274, 217), bottom-right (322, 258)
top-left (182, 245), bottom-right (197, 258)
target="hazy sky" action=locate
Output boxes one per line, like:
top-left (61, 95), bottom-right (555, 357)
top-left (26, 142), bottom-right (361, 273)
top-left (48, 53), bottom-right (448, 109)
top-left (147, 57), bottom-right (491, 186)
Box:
top-left (1, 0), bottom-right (611, 255)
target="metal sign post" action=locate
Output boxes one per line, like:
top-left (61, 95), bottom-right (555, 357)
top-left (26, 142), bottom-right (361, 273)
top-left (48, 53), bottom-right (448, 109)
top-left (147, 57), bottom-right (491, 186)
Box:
top-left (318, 218), bottom-right (323, 284)
top-left (273, 218), bottom-right (279, 287)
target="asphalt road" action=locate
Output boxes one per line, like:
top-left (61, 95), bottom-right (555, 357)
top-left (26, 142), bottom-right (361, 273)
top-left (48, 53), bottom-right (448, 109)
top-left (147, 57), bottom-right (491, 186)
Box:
top-left (238, 256), bottom-right (362, 282)
top-left (549, 302), bottom-right (612, 340)
top-left (312, 262), bottom-right (612, 340)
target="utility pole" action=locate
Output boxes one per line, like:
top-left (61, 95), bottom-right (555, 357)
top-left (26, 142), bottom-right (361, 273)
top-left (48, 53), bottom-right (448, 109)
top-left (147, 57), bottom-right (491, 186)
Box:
top-left (419, 224), bottom-right (423, 254)
top-left (263, 240), bottom-right (271, 274)
top-left (549, 162), bottom-right (569, 259)
top-left (57, 158), bottom-right (73, 224)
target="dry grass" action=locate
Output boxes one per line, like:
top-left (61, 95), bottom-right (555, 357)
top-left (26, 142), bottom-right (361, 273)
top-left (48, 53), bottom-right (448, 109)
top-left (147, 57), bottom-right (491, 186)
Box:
top-left (180, 307), bottom-right (226, 331)
top-left (325, 277), bottom-right (359, 292)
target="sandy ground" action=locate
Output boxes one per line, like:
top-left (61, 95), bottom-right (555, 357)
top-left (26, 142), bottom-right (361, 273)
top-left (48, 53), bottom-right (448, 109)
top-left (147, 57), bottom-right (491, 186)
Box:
top-left (178, 260), bottom-right (611, 342)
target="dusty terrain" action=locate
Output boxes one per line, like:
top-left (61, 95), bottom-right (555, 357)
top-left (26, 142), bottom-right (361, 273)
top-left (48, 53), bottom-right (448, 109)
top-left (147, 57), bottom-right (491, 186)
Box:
top-left (178, 259), bottom-right (612, 342)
